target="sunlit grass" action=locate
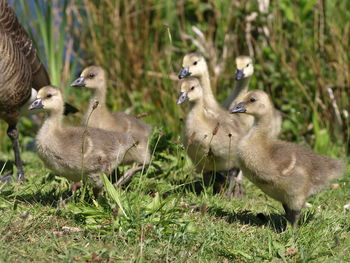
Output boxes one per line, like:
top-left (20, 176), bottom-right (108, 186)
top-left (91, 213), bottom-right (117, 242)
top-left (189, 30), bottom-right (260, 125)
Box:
top-left (0, 149), bottom-right (349, 262)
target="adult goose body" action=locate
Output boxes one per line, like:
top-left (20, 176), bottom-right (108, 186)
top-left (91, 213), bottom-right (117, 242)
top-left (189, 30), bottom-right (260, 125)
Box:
top-left (0, 0), bottom-right (77, 181)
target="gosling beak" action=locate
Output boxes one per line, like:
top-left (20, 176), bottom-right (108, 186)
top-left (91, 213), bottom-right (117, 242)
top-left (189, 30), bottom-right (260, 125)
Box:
top-left (71, 77), bottom-right (86, 87)
top-left (177, 92), bottom-right (189, 104)
top-left (178, 67), bottom-right (191, 79)
top-left (235, 69), bottom-right (244, 81)
top-left (230, 102), bottom-right (246, 113)
top-left (29, 98), bottom-right (43, 110)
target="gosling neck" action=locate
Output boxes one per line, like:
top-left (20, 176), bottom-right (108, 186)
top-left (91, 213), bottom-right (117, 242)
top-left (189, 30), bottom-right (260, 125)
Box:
top-left (45, 106), bottom-right (64, 131)
top-left (189, 97), bottom-right (206, 119)
top-left (198, 67), bottom-right (220, 109)
top-left (223, 77), bottom-right (250, 109)
top-left (233, 77), bottom-right (250, 103)
top-left (247, 111), bottom-right (274, 140)
top-left (90, 83), bottom-right (107, 110)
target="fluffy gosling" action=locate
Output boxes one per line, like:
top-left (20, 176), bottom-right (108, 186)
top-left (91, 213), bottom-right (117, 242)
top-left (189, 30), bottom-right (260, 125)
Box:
top-left (71, 66), bottom-right (151, 166)
top-left (177, 77), bottom-right (246, 193)
top-left (230, 90), bottom-right (344, 225)
top-left (29, 86), bottom-right (135, 192)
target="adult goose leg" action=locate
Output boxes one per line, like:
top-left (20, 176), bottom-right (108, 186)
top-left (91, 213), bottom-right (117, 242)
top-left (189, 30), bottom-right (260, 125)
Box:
top-left (7, 124), bottom-right (24, 181)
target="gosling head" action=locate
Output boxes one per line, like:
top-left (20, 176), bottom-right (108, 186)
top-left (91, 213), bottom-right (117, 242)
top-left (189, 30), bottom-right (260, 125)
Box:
top-left (29, 85), bottom-right (63, 112)
top-left (178, 53), bottom-right (208, 79)
top-left (176, 78), bottom-right (203, 104)
top-left (235, 56), bottom-right (254, 81)
top-left (230, 90), bottom-right (272, 117)
top-left (71, 66), bottom-right (106, 89)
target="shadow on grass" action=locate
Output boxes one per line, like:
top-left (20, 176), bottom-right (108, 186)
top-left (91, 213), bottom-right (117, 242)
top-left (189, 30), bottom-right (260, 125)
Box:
top-left (207, 206), bottom-right (288, 232)
top-left (207, 206), bottom-right (316, 232)
top-left (0, 185), bottom-right (72, 207)
top-left (0, 160), bottom-right (15, 177)
top-left (175, 172), bottom-right (229, 196)
top-left (20, 189), bottom-right (73, 207)
top-left (0, 171), bottom-right (73, 207)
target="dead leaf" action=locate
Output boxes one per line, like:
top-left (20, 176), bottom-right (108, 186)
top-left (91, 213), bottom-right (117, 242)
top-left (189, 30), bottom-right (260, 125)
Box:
top-left (332, 183), bottom-right (340, 189)
top-left (113, 205), bottom-right (119, 219)
top-left (62, 226), bottom-right (84, 233)
top-left (86, 252), bottom-right (105, 262)
top-left (200, 202), bottom-right (207, 215)
top-left (20, 211), bottom-right (32, 220)
top-left (285, 247), bottom-right (298, 257)
top-left (52, 231), bottom-right (64, 237)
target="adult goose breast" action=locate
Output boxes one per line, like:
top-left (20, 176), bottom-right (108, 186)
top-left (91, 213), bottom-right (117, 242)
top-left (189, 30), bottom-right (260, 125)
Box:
top-left (0, 0), bottom-right (75, 181)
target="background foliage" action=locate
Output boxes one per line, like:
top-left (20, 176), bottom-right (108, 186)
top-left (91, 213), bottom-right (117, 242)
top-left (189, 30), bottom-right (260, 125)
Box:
top-left (1, 0), bottom-right (349, 155)
top-left (0, 0), bottom-right (349, 262)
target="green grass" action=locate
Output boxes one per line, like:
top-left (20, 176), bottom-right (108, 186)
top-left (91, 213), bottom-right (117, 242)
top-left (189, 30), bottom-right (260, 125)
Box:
top-left (0, 143), bottom-right (349, 262)
top-left (1, 0), bottom-right (350, 262)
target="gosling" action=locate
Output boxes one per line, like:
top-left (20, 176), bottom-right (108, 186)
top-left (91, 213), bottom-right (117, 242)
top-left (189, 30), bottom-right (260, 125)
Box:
top-left (230, 90), bottom-right (344, 225)
top-left (71, 66), bottom-right (151, 166)
top-left (224, 56), bottom-right (255, 109)
top-left (178, 54), bottom-right (248, 196)
top-left (177, 77), bottom-right (246, 192)
top-left (178, 53), bottom-right (221, 112)
top-left (29, 86), bottom-right (135, 192)
top-left (225, 56), bottom-right (281, 137)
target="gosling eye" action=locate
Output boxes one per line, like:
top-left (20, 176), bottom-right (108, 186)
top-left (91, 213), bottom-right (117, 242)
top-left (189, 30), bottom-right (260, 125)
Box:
top-left (88, 73), bottom-right (95, 79)
top-left (46, 93), bottom-right (52, 99)
top-left (193, 61), bottom-right (198, 65)
top-left (246, 63), bottom-right (250, 67)
top-left (249, 97), bottom-right (256, 103)
top-left (190, 86), bottom-right (195, 90)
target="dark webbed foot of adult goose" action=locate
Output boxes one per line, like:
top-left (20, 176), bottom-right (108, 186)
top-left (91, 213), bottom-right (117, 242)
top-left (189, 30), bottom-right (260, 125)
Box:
top-left (0, 172), bottom-right (15, 183)
top-left (7, 125), bottom-right (25, 181)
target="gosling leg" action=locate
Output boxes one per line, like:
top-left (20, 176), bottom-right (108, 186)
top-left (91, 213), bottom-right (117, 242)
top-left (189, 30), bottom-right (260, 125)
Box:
top-left (115, 164), bottom-right (146, 186)
top-left (71, 181), bottom-right (82, 193)
top-left (203, 171), bottom-right (213, 186)
top-left (225, 169), bottom-right (243, 198)
top-left (7, 125), bottom-right (24, 181)
top-left (93, 187), bottom-right (101, 199)
top-left (233, 171), bottom-right (244, 198)
top-left (283, 204), bottom-right (301, 226)
top-left (225, 168), bottom-right (239, 198)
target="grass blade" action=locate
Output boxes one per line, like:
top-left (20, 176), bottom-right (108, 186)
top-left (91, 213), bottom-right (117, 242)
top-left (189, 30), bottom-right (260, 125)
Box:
top-left (101, 173), bottom-right (128, 219)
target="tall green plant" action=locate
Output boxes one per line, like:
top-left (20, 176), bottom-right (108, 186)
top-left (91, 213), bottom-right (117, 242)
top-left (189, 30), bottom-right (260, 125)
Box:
top-left (3, 0), bottom-right (349, 157)
top-left (16, 0), bottom-right (77, 90)
top-left (73, 0), bottom-right (349, 155)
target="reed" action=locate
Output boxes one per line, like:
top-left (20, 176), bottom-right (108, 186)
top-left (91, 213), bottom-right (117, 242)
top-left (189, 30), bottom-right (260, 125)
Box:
top-left (1, 0), bottom-right (348, 155)
top-left (71, 0), bottom-right (349, 154)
